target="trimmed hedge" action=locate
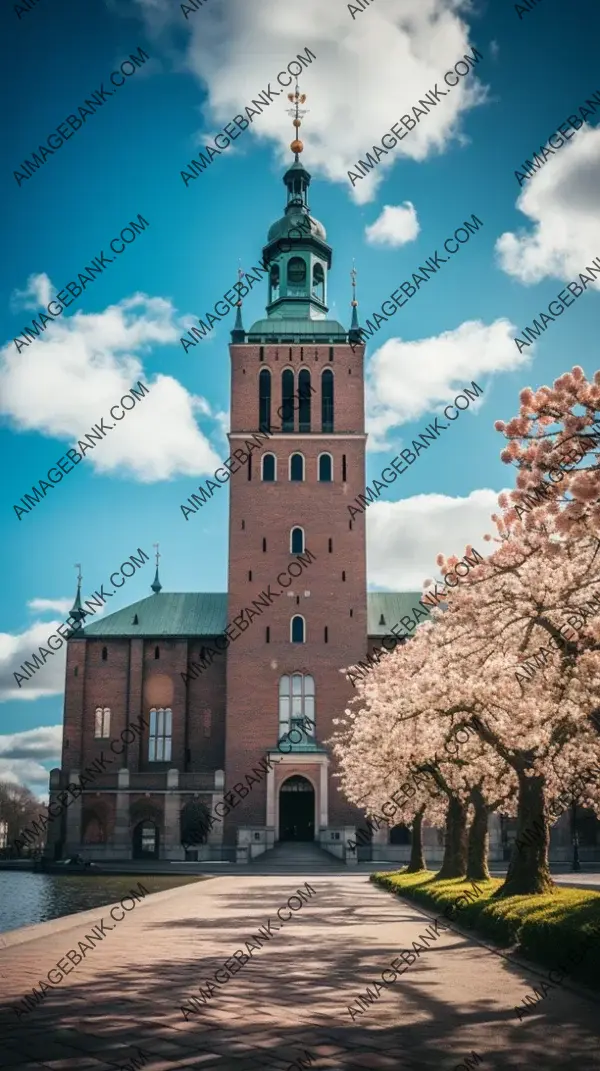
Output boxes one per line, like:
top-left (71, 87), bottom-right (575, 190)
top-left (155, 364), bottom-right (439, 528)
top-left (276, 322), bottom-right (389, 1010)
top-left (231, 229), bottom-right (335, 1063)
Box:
top-left (371, 869), bottom-right (600, 991)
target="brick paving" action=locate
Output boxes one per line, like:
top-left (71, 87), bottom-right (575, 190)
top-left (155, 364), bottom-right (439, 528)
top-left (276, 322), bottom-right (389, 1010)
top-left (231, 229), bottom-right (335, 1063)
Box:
top-left (0, 874), bottom-right (599, 1070)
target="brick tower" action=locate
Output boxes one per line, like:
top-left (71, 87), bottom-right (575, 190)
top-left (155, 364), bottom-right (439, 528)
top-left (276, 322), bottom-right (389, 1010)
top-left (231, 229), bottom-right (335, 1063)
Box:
top-left (224, 85), bottom-right (367, 856)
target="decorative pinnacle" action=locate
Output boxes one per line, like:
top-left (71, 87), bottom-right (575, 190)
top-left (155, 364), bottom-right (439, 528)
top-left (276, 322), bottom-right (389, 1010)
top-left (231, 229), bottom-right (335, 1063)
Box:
top-left (351, 260), bottom-right (358, 307)
top-left (151, 543), bottom-right (162, 595)
top-left (286, 79), bottom-right (308, 158)
top-left (236, 262), bottom-right (245, 306)
top-left (75, 562), bottom-right (82, 584)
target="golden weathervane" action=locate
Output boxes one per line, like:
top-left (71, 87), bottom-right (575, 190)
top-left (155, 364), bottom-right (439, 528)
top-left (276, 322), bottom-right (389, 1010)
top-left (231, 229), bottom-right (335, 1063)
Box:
top-left (286, 79), bottom-right (308, 157)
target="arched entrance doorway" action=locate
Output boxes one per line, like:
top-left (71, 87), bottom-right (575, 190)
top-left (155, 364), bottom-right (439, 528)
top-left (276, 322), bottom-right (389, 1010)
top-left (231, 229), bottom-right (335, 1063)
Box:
top-left (279, 775), bottom-right (315, 842)
top-left (132, 819), bottom-right (160, 859)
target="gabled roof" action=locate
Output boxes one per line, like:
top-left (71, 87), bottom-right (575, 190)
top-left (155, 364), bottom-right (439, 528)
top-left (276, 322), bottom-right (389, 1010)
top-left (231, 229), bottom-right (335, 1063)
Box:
top-left (81, 591), bottom-right (429, 639)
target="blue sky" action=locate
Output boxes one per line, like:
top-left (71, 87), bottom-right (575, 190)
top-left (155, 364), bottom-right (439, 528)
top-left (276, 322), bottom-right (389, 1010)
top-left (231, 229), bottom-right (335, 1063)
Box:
top-left (1, 0), bottom-right (599, 795)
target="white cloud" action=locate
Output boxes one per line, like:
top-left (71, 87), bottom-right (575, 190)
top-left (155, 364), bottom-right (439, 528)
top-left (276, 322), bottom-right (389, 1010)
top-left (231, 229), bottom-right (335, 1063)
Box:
top-left (0, 758), bottom-right (52, 800)
top-left (28, 598), bottom-right (73, 615)
top-left (0, 727), bottom-right (62, 800)
top-left (367, 489), bottom-right (506, 589)
top-left (365, 202), bottom-right (420, 247)
top-left (2, 291), bottom-right (223, 482)
top-left (366, 318), bottom-right (528, 451)
top-left (134, 0), bottom-right (488, 204)
top-left (10, 273), bottom-right (52, 313)
top-left (495, 123), bottom-right (600, 286)
top-left (0, 621), bottom-right (66, 701)
top-left (0, 725), bottom-right (62, 761)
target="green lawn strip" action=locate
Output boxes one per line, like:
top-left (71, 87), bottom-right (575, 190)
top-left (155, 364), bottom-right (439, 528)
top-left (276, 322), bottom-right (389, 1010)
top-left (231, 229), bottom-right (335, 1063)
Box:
top-left (371, 869), bottom-right (600, 991)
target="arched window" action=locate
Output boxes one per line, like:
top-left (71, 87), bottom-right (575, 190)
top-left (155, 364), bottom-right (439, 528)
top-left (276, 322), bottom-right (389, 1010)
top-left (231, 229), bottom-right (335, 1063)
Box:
top-left (291, 615), bottom-right (305, 643)
top-left (279, 673), bottom-right (315, 739)
top-left (259, 368), bottom-right (271, 433)
top-left (262, 453), bottom-right (276, 481)
top-left (149, 707), bottom-right (172, 762)
top-left (101, 646), bottom-right (108, 661)
top-left (270, 264), bottom-right (280, 303)
top-left (318, 453), bottom-right (333, 482)
top-left (83, 814), bottom-right (106, 844)
top-left (94, 707), bottom-right (110, 738)
top-left (312, 263), bottom-right (325, 302)
top-left (154, 646), bottom-right (160, 660)
top-left (290, 453), bottom-right (305, 481)
top-left (281, 368), bottom-right (295, 432)
top-left (298, 368), bottom-right (311, 433)
top-left (287, 256), bottom-right (306, 288)
top-left (290, 526), bottom-right (304, 554)
top-left (322, 369), bottom-right (334, 432)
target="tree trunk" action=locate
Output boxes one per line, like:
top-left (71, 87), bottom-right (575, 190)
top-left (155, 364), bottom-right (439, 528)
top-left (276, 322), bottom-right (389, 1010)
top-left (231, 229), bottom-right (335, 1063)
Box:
top-left (495, 772), bottom-right (554, 897)
top-left (467, 786), bottom-right (490, 882)
top-left (406, 805), bottom-right (426, 872)
top-left (435, 795), bottom-right (468, 880)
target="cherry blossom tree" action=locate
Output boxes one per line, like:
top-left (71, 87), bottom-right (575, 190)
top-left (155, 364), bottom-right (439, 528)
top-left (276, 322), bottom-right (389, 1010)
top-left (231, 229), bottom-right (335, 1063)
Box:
top-left (335, 507), bottom-right (600, 894)
top-left (493, 366), bottom-right (600, 542)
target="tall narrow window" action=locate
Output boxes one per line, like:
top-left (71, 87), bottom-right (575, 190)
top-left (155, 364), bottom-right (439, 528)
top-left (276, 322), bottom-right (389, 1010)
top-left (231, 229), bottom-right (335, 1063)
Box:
top-left (269, 265), bottom-right (280, 303)
top-left (324, 627), bottom-right (328, 643)
top-left (312, 263), bottom-right (325, 303)
top-left (342, 454), bottom-right (347, 482)
top-left (263, 538), bottom-right (267, 552)
top-left (279, 673), bottom-right (315, 739)
top-left (266, 626), bottom-right (270, 643)
top-left (259, 368), bottom-right (271, 433)
top-left (291, 615), bottom-right (305, 643)
top-left (149, 708), bottom-right (172, 762)
top-left (262, 453), bottom-right (276, 481)
top-left (94, 707), bottom-right (110, 738)
top-left (322, 369), bottom-right (334, 432)
top-left (101, 646), bottom-right (108, 661)
top-left (298, 368), bottom-right (311, 432)
top-left (318, 453), bottom-right (333, 482)
top-left (154, 646), bottom-right (160, 660)
top-left (291, 527), bottom-right (305, 554)
top-left (328, 538), bottom-right (333, 553)
top-left (290, 453), bottom-right (305, 481)
top-left (281, 368), bottom-right (295, 432)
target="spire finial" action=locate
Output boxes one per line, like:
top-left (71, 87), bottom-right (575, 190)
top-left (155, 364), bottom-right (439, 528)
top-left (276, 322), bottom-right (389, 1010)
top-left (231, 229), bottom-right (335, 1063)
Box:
top-left (286, 79), bottom-right (308, 159)
top-left (349, 259), bottom-right (361, 339)
top-left (151, 543), bottom-right (162, 594)
top-left (70, 563), bottom-right (86, 631)
top-left (231, 263), bottom-right (246, 342)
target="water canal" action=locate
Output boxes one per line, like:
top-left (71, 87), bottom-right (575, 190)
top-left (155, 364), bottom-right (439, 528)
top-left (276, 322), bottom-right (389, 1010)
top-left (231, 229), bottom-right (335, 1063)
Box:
top-left (0, 871), bottom-right (207, 934)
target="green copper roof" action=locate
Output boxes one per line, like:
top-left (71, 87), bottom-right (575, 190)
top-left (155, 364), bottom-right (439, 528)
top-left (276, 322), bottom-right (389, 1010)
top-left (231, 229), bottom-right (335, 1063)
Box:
top-left (81, 591), bottom-right (427, 639)
top-left (247, 318), bottom-right (348, 341)
top-left (82, 593), bottom-right (228, 638)
top-left (267, 211), bottom-right (327, 244)
top-left (367, 591), bottom-right (431, 636)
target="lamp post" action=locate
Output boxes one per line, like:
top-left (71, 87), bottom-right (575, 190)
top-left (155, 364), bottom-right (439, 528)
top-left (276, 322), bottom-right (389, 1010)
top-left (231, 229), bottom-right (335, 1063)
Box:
top-left (571, 797), bottom-right (581, 872)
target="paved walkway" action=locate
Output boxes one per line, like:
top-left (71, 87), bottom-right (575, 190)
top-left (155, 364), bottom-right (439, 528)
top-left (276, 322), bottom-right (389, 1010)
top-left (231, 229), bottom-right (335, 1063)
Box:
top-left (0, 874), bottom-right (599, 1070)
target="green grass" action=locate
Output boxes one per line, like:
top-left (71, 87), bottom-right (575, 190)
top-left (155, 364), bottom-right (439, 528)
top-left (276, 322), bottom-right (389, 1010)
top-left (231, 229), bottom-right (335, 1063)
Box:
top-left (371, 869), bottom-right (600, 991)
